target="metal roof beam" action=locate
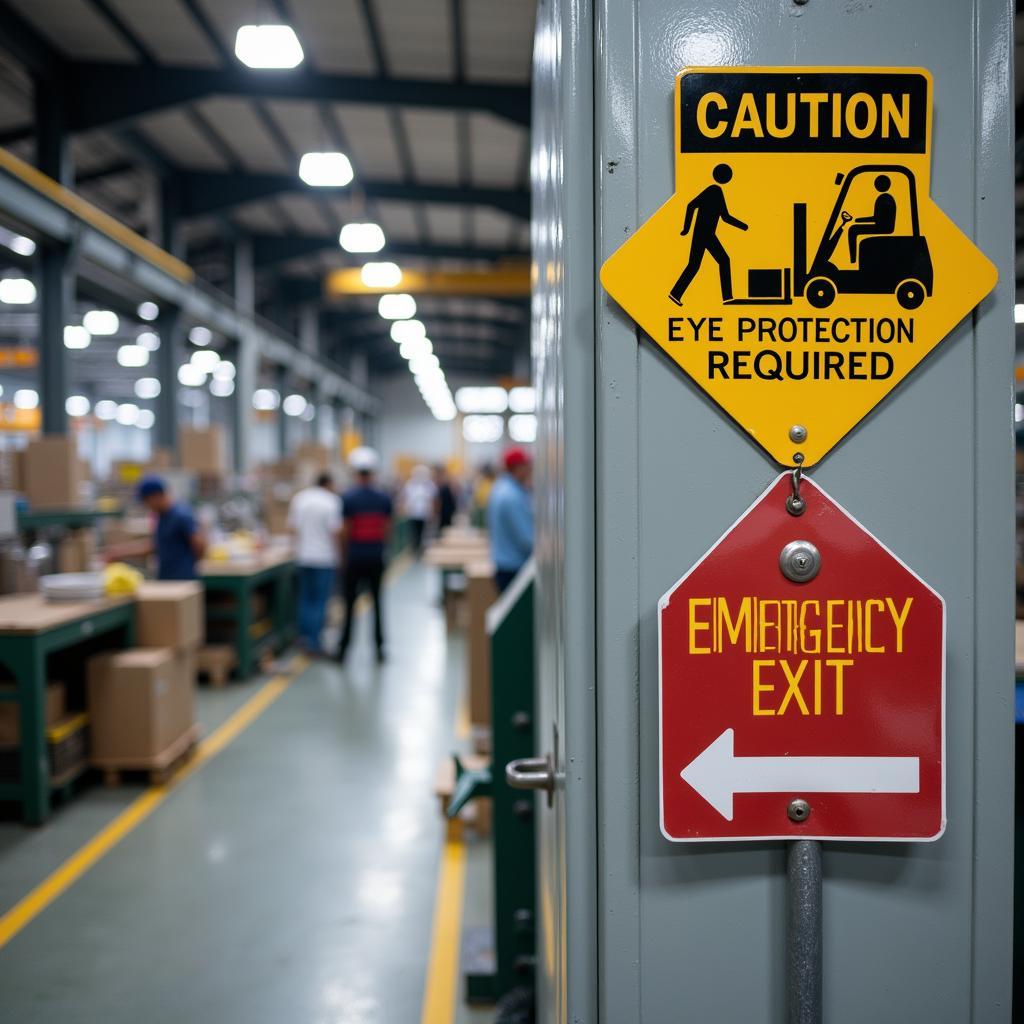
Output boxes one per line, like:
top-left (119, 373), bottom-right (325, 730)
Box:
top-left (178, 170), bottom-right (529, 220)
top-left (64, 63), bottom-right (531, 132)
top-left (229, 234), bottom-right (522, 269)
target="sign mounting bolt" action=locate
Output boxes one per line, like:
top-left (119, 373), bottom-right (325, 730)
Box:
top-left (788, 799), bottom-right (811, 822)
top-left (789, 425), bottom-right (808, 444)
top-left (780, 540), bottom-right (821, 583)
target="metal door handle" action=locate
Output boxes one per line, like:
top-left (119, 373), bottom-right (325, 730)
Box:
top-left (506, 754), bottom-right (555, 806)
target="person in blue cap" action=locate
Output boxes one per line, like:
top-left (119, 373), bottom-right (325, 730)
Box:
top-left (136, 476), bottom-right (207, 580)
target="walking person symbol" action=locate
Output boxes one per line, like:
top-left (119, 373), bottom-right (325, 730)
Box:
top-left (668, 163), bottom-right (748, 306)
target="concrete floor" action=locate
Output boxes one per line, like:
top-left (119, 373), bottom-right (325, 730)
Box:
top-left (0, 562), bottom-right (487, 1024)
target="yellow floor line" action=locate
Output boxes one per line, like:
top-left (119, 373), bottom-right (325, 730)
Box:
top-left (419, 833), bottom-right (469, 1024)
top-left (0, 663), bottom-right (304, 950)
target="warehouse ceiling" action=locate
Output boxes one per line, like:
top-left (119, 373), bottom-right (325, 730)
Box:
top-left (0, 0), bottom-right (535, 378)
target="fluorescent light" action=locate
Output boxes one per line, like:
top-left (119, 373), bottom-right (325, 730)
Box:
top-left (178, 364), bottom-right (206, 387)
top-left (399, 337), bottom-right (433, 360)
top-left (190, 348), bottom-right (221, 374)
top-left (378, 294), bottom-right (416, 320)
top-left (212, 360), bottom-right (236, 381)
top-left (282, 394), bottom-right (307, 417)
top-left (409, 354), bottom-right (440, 376)
top-left (189, 325), bottom-right (212, 346)
top-left (117, 344), bottom-right (149, 368)
top-left (462, 414), bottom-right (504, 444)
top-left (508, 386), bottom-right (536, 413)
top-left (299, 151), bottom-right (353, 187)
top-left (1016, 303), bottom-right (1024, 325)
top-left (390, 319), bottom-right (426, 344)
top-left (0, 278), bottom-right (36, 304)
top-left (94, 400), bottom-right (117, 421)
top-left (83, 309), bottom-right (119, 335)
top-left (63, 325), bottom-right (91, 349)
top-left (137, 331), bottom-right (160, 351)
top-left (9, 235), bottom-right (35, 257)
top-left (134, 377), bottom-right (161, 399)
top-left (65, 395), bottom-right (90, 417)
top-left (235, 24), bottom-right (304, 69)
top-left (0, 228), bottom-right (35, 256)
top-left (136, 409), bottom-right (155, 430)
top-left (253, 388), bottom-right (280, 410)
top-left (361, 262), bottom-right (402, 288)
top-left (456, 386), bottom-right (508, 414)
top-left (300, 403), bottom-right (315, 422)
top-left (13, 389), bottom-right (38, 410)
top-left (137, 301), bottom-right (159, 321)
top-left (509, 414), bottom-right (538, 443)
top-left (340, 222), bottom-right (385, 253)
top-left (210, 378), bottom-right (235, 398)
top-left (1017, 403), bottom-right (1024, 424)
top-left (433, 406), bottom-right (457, 422)
top-left (115, 403), bottom-right (139, 426)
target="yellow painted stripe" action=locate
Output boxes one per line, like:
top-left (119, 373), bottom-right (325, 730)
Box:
top-left (419, 834), bottom-right (468, 1024)
top-left (0, 147), bottom-right (194, 283)
top-left (0, 669), bottom-right (297, 949)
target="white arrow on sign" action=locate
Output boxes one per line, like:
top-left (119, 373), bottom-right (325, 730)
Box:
top-left (680, 729), bottom-right (920, 821)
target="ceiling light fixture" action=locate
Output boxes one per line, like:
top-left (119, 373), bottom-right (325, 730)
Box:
top-left (65, 395), bottom-right (90, 417)
top-left (378, 294), bottom-right (416, 320)
top-left (137, 301), bottom-right (159, 321)
top-left (235, 24), bottom-right (304, 69)
top-left (361, 262), bottom-right (402, 288)
top-left (63, 325), bottom-right (91, 350)
top-left (188, 325), bottom-right (212, 346)
top-left (134, 377), bottom-right (161, 400)
top-left (0, 278), bottom-right (36, 304)
top-left (299, 151), bottom-right (353, 187)
top-left (390, 319), bottom-right (426, 344)
top-left (83, 309), bottom-right (119, 335)
top-left (117, 344), bottom-right (149, 368)
top-left (340, 222), bottom-right (385, 253)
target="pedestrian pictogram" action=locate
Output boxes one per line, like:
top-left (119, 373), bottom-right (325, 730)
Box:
top-left (601, 68), bottom-right (997, 467)
top-left (659, 475), bottom-right (945, 842)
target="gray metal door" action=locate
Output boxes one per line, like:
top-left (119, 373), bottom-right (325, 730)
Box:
top-left (531, 0), bottom-right (598, 1021)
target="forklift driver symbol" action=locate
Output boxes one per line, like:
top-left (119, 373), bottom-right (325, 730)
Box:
top-left (668, 163), bottom-right (748, 306)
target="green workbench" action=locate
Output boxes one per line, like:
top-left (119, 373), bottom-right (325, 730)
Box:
top-left (0, 593), bottom-right (135, 824)
top-left (200, 552), bottom-right (297, 679)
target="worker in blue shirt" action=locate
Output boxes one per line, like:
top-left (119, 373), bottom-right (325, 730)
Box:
top-left (136, 476), bottom-right (207, 580)
top-left (488, 448), bottom-right (534, 593)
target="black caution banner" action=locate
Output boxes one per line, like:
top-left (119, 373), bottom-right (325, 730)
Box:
top-left (679, 72), bottom-right (928, 154)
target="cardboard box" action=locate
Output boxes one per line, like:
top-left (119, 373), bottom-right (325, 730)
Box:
top-left (0, 682), bottom-right (66, 744)
top-left (179, 426), bottom-right (226, 475)
top-left (294, 443), bottom-right (331, 468)
top-left (135, 581), bottom-right (204, 648)
top-left (265, 499), bottom-right (291, 534)
top-left (57, 528), bottom-right (98, 573)
top-left (24, 436), bottom-right (86, 509)
top-left (0, 448), bottom-right (23, 493)
top-left (87, 649), bottom-right (193, 762)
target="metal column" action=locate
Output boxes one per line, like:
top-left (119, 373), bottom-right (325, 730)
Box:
top-left (156, 305), bottom-right (181, 458)
top-left (233, 238), bottom-right (257, 474)
top-left (275, 364), bottom-right (289, 458)
top-left (34, 74), bottom-right (72, 436)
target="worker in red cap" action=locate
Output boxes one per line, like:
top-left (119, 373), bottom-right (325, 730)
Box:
top-left (488, 447), bottom-right (534, 592)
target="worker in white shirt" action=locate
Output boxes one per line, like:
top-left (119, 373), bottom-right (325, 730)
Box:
top-left (400, 464), bottom-right (438, 555)
top-left (287, 472), bottom-right (342, 654)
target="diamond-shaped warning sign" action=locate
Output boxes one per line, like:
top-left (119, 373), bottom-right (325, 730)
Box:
top-left (600, 67), bottom-right (997, 467)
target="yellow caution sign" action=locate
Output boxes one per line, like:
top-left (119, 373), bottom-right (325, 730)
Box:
top-left (600, 68), bottom-right (997, 467)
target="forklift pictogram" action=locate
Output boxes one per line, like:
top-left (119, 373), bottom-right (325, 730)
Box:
top-left (718, 164), bottom-right (934, 311)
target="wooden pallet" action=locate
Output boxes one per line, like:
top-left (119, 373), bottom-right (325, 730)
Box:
top-left (196, 644), bottom-right (238, 688)
top-left (94, 723), bottom-right (202, 787)
top-left (434, 753), bottom-right (492, 838)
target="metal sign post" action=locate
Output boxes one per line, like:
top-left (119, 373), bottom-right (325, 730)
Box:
top-left (788, 839), bottom-right (823, 1024)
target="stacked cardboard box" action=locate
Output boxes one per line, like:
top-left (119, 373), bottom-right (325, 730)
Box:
top-left (179, 426), bottom-right (226, 476)
top-left (23, 437), bottom-right (88, 509)
top-left (0, 448), bottom-right (23, 493)
top-left (57, 528), bottom-right (98, 573)
top-left (86, 582), bottom-right (203, 766)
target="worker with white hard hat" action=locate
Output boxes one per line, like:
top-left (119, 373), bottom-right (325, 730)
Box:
top-left (337, 446), bottom-right (392, 663)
